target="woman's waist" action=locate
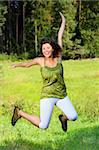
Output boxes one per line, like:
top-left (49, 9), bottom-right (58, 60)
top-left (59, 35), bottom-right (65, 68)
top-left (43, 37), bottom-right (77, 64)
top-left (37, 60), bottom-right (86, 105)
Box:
top-left (41, 83), bottom-right (66, 94)
top-left (40, 88), bottom-right (67, 99)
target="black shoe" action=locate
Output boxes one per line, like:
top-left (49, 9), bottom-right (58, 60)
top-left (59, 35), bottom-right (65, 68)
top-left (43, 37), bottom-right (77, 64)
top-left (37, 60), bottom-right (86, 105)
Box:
top-left (59, 114), bottom-right (67, 132)
top-left (11, 106), bottom-right (21, 126)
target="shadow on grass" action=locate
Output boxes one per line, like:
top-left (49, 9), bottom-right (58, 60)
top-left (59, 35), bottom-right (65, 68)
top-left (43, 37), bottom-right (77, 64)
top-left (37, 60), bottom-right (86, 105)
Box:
top-left (0, 125), bottom-right (99, 150)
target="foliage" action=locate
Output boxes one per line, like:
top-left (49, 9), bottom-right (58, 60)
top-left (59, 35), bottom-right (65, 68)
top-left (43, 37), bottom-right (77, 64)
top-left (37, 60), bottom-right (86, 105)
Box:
top-left (0, 0), bottom-right (99, 59)
top-left (0, 52), bottom-right (29, 61)
top-left (0, 2), bottom-right (7, 52)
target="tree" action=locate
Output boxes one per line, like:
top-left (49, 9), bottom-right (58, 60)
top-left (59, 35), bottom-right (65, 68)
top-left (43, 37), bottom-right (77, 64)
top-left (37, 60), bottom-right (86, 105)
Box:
top-left (25, 0), bottom-right (53, 58)
top-left (80, 0), bottom-right (99, 58)
top-left (0, 0), bottom-right (98, 59)
top-left (0, 1), bottom-right (7, 53)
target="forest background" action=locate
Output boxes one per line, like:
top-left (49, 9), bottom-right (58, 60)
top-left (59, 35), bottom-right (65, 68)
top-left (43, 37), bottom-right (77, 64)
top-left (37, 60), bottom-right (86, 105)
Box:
top-left (0, 0), bottom-right (99, 60)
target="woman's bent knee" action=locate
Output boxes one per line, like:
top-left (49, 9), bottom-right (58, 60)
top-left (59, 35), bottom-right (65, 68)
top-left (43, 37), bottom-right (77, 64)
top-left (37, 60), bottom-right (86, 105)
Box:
top-left (68, 113), bottom-right (78, 121)
top-left (72, 115), bottom-right (78, 121)
top-left (39, 122), bottom-right (49, 129)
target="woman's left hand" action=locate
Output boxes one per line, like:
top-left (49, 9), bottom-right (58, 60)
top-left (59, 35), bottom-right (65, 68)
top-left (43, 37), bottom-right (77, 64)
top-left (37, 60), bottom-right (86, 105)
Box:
top-left (59, 12), bottom-right (66, 23)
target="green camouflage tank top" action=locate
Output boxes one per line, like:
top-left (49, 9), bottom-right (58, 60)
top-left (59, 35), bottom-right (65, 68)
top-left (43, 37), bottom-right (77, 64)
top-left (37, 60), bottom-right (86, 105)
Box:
top-left (40, 61), bottom-right (67, 99)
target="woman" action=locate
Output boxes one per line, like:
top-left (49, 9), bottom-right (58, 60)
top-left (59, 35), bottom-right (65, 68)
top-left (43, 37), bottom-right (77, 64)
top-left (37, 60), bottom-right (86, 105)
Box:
top-left (11, 12), bottom-right (78, 132)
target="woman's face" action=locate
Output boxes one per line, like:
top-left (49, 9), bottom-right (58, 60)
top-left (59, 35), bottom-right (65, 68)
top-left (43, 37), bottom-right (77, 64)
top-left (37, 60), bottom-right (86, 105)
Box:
top-left (42, 43), bottom-right (53, 58)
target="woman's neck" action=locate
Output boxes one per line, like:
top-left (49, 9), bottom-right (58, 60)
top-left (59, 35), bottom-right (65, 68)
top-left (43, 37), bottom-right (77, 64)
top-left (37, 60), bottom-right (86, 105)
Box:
top-left (45, 56), bottom-right (53, 61)
top-left (44, 57), bottom-right (57, 67)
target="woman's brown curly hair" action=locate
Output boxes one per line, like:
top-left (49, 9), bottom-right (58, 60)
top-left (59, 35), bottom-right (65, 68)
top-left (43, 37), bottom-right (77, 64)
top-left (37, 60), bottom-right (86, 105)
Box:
top-left (40, 38), bottom-right (62, 58)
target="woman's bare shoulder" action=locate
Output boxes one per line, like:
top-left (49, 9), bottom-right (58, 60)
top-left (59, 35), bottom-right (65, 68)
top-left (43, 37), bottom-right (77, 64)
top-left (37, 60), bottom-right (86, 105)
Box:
top-left (34, 57), bottom-right (44, 67)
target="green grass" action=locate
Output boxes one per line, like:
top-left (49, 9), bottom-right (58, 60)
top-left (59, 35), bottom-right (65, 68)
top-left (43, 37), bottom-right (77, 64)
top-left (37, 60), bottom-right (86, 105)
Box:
top-left (0, 59), bottom-right (99, 150)
top-left (0, 115), bottom-right (99, 150)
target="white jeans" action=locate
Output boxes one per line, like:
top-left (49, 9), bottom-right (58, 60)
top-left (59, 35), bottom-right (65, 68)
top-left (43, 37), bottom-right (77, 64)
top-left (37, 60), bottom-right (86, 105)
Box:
top-left (39, 96), bottom-right (78, 129)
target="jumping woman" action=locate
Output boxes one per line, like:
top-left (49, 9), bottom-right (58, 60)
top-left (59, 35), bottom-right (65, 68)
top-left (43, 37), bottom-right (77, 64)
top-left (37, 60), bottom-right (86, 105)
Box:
top-left (11, 12), bottom-right (78, 132)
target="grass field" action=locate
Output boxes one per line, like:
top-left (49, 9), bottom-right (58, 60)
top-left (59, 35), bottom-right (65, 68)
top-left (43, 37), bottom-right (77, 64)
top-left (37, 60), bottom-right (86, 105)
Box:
top-left (0, 59), bottom-right (99, 150)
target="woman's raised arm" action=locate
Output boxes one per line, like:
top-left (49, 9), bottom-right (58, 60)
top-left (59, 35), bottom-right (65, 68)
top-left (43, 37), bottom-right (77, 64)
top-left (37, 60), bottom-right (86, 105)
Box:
top-left (58, 12), bottom-right (66, 49)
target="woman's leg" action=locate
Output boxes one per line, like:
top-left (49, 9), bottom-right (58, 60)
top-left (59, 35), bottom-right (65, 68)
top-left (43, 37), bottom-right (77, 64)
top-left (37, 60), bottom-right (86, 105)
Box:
top-left (39, 98), bottom-right (57, 129)
top-left (56, 96), bottom-right (78, 121)
top-left (12, 98), bottom-right (57, 129)
top-left (11, 106), bottom-right (40, 127)
top-left (19, 110), bottom-right (40, 128)
top-left (56, 96), bottom-right (78, 132)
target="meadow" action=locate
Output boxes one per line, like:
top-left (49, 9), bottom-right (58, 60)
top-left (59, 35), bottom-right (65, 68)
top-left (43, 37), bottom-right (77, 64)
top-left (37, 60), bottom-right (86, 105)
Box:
top-left (0, 59), bottom-right (99, 150)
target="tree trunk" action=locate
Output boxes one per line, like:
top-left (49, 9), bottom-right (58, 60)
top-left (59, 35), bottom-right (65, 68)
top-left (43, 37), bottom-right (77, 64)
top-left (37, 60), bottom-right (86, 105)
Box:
top-left (35, 20), bottom-right (38, 55)
top-left (23, 2), bottom-right (26, 53)
top-left (16, 13), bottom-right (18, 43)
top-left (8, 0), bottom-right (11, 54)
top-left (78, 0), bottom-right (81, 26)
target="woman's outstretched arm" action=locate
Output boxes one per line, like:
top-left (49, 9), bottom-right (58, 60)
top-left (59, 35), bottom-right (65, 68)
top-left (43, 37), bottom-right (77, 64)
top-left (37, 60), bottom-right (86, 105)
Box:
top-left (12, 57), bottom-right (43, 68)
top-left (58, 12), bottom-right (66, 49)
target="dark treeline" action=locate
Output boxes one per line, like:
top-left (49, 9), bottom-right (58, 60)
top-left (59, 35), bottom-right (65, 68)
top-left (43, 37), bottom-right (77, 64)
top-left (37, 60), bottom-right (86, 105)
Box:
top-left (0, 0), bottom-right (99, 60)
